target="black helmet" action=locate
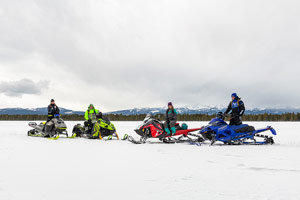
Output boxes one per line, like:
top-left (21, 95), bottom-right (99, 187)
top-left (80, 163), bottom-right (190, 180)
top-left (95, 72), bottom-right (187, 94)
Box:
top-left (216, 112), bottom-right (224, 120)
top-left (51, 99), bottom-right (55, 102)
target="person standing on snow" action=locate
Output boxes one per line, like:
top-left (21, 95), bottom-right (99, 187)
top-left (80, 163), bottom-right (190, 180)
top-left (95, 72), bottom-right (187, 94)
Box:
top-left (164, 102), bottom-right (178, 135)
top-left (224, 93), bottom-right (245, 125)
top-left (47, 99), bottom-right (60, 122)
top-left (84, 104), bottom-right (102, 131)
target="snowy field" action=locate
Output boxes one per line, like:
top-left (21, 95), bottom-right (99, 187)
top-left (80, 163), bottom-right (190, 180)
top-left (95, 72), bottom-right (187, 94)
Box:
top-left (0, 121), bottom-right (300, 200)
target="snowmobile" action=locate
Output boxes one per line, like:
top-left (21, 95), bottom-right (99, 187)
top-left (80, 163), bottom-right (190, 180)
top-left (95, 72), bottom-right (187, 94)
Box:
top-left (199, 113), bottom-right (276, 145)
top-left (72, 115), bottom-right (120, 140)
top-left (128, 114), bottom-right (203, 144)
top-left (27, 115), bottom-right (68, 140)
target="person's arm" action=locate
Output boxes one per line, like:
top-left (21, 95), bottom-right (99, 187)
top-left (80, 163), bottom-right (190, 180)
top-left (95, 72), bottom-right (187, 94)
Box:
top-left (165, 110), bottom-right (169, 121)
top-left (56, 105), bottom-right (60, 114)
top-left (173, 109), bottom-right (178, 121)
top-left (239, 101), bottom-right (245, 116)
top-left (84, 110), bottom-right (89, 121)
top-left (47, 105), bottom-right (54, 119)
top-left (48, 105), bottom-right (53, 115)
top-left (225, 102), bottom-right (231, 114)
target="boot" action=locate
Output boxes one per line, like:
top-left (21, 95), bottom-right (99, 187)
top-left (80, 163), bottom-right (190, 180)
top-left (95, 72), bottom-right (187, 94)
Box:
top-left (171, 127), bottom-right (176, 136)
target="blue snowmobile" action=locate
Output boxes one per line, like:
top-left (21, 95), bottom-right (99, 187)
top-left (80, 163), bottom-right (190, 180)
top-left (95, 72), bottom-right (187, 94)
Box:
top-left (199, 113), bottom-right (276, 145)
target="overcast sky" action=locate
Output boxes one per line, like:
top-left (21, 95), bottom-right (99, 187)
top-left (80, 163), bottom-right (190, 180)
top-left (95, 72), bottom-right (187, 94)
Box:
top-left (0, 0), bottom-right (299, 112)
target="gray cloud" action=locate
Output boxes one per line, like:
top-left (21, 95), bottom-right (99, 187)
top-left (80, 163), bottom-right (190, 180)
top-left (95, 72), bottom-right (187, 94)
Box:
top-left (0, 79), bottom-right (50, 97)
top-left (0, 0), bottom-right (299, 110)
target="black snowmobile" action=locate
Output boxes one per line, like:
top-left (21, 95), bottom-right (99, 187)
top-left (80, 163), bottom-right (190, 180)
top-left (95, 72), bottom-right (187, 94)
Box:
top-left (27, 115), bottom-right (68, 140)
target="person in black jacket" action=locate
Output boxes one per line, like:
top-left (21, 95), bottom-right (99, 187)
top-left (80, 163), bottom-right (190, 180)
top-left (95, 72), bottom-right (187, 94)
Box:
top-left (224, 93), bottom-right (245, 125)
top-left (47, 99), bottom-right (60, 122)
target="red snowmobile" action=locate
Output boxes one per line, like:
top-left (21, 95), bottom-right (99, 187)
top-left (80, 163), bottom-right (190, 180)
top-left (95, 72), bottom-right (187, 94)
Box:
top-left (128, 114), bottom-right (203, 144)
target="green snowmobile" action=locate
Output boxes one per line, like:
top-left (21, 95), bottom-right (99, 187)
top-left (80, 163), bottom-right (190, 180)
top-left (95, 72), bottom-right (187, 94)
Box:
top-left (72, 115), bottom-right (119, 140)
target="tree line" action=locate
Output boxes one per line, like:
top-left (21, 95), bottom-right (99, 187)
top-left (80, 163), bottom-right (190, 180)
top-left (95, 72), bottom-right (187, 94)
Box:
top-left (0, 113), bottom-right (300, 121)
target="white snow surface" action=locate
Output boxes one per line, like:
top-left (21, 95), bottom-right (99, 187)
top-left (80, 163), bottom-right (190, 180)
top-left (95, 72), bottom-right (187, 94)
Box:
top-left (0, 121), bottom-right (300, 200)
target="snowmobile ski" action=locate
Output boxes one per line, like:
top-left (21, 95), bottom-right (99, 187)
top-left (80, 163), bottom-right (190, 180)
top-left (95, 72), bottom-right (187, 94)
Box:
top-left (48, 135), bottom-right (60, 140)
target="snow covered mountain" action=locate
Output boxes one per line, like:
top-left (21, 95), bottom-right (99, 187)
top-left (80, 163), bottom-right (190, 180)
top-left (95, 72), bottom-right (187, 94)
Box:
top-left (0, 106), bottom-right (299, 115)
top-left (106, 106), bottom-right (300, 115)
top-left (0, 107), bottom-right (85, 115)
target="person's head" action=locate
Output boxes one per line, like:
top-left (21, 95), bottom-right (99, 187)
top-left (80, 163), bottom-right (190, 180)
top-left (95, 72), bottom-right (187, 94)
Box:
top-left (51, 99), bottom-right (55, 105)
top-left (231, 93), bottom-right (237, 100)
top-left (168, 102), bottom-right (173, 109)
top-left (89, 104), bottom-right (94, 110)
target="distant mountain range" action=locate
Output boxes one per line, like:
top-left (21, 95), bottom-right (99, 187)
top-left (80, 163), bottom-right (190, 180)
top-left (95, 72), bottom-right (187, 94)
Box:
top-left (106, 106), bottom-right (300, 115)
top-left (0, 107), bottom-right (85, 115)
top-left (0, 106), bottom-right (299, 115)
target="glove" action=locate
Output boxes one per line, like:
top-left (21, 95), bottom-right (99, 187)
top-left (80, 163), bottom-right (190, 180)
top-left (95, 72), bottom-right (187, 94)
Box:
top-left (88, 119), bottom-right (92, 124)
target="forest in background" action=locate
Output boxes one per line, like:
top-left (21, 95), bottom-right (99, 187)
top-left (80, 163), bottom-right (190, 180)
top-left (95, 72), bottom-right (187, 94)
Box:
top-left (0, 113), bottom-right (300, 121)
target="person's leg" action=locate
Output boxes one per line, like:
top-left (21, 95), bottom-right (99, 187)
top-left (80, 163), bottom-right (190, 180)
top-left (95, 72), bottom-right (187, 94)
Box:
top-left (91, 123), bottom-right (101, 138)
top-left (164, 121), bottom-right (171, 135)
top-left (169, 121), bottom-right (176, 135)
top-left (235, 116), bottom-right (242, 125)
top-left (45, 120), bottom-right (54, 137)
top-left (229, 118), bottom-right (235, 125)
top-left (231, 116), bottom-right (242, 125)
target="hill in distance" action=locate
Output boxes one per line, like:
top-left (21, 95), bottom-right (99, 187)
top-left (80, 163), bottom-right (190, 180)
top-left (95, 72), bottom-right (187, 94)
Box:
top-left (0, 105), bottom-right (299, 115)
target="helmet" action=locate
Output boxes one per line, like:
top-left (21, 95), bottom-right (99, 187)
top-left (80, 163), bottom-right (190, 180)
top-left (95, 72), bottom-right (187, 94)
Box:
top-left (216, 112), bottom-right (224, 120)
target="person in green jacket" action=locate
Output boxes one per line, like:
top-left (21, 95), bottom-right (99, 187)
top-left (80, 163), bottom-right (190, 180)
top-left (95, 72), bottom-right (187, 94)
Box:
top-left (84, 104), bottom-right (102, 132)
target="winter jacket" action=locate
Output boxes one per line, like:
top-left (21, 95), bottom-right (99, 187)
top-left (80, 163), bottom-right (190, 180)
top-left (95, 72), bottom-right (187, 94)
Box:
top-left (47, 104), bottom-right (60, 121)
top-left (85, 108), bottom-right (100, 122)
top-left (225, 98), bottom-right (245, 116)
top-left (166, 109), bottom-right (178, 122)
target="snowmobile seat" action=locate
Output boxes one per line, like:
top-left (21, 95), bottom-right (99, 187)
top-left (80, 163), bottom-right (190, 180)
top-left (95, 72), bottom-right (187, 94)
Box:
top-left (175, 123), bottom-right (183, 131)
top-left (230, 124), bottom-right (255, 133)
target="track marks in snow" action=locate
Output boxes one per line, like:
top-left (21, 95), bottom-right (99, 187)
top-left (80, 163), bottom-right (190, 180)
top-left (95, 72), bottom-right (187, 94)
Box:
top-left (247, 167), bottom-right (300, 173)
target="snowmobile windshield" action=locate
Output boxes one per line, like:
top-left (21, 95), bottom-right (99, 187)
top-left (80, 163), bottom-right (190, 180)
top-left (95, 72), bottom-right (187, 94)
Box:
top-left (101, 115), bottom-right (111, 124)
top-left (137, 118), bottom-right (155, 130)
top-left (143, 114), bottom-right (152, 122)
top-left (209, 118), bottom-right (227, 126)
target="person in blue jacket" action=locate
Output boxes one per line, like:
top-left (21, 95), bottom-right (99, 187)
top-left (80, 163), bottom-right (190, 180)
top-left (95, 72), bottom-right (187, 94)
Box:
top-left (224, 93), bottom-right (245, 125)
top-left (164, 102), bottom-right (178, 135)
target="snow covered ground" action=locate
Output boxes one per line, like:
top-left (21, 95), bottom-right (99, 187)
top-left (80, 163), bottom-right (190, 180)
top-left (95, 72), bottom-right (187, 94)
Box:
top-left (0, 121), bottom-right (300, 200)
